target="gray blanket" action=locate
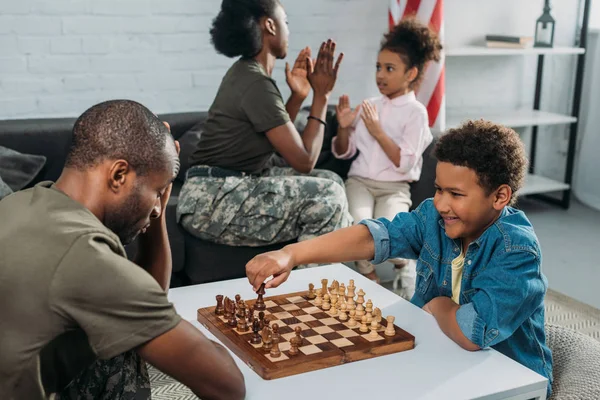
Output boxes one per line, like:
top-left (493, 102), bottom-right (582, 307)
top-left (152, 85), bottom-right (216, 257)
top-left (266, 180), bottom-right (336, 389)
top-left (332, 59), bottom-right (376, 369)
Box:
top-left (0, 145), bottom-right (46, 192)
top-left (0, 176), bottom-right (12, 200)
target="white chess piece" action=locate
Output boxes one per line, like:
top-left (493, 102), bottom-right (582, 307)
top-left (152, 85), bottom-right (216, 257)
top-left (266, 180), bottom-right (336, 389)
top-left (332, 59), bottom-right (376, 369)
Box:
top-left (385, 316), bottom-right (396, 336)
top-left (347, 310), bottom-right (357, 327)
top-left (322, 294), bottom-right (331, 310)
top-left (339, 302), bottom-right (348, 321)
top-left (315, 289), bottom-right (323, 306)
top-left (360, 315), bottom-right (369, 333)
top-left (369, 319), bottom-right (379, 338)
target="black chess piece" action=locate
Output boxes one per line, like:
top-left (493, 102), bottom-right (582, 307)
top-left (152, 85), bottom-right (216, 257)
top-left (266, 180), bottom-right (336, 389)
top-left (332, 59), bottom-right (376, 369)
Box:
top-left (250, 318), bottom-right (262, 344)
top-left (255, 283), bottom-right (266, 311)
top-left (258, 311), bottom-right (265, 329)
top-left (215, 295), bottom-right (224, 315)
top-left (228, 302), bottom-right (237, 327)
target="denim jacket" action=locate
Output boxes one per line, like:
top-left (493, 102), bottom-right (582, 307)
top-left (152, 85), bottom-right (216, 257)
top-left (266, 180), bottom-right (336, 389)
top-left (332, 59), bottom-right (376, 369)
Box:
top-left (360, 199), bottom-right (553, 395)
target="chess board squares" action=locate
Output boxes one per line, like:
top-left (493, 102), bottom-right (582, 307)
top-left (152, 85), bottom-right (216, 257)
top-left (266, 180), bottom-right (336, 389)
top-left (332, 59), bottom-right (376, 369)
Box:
top-left (319, 318), bottom-right (340, 326)
top-left (269, 306), bottom-right (286, 314)
top-left (287, 323), bottom-right (310, 332)
top-left (279, 316), bottom-right (301, 326)
top-left (361, 333), bottom-right (384, 342)
top-left (294, 301), bottom-right (313, 308)
top-left (312, 325), bottom-right (334, 335)
top-left (322, 332), bottom-right (343, 341)
top-left (271, 311), bottom-right (294, 320)
top-left (295, 314), bottom-right (316, 323)
top-left (337, 329), bottom-right (360, 338)
top-left (264, 300), bottom-right (278, 308)
top-left (306, 335), bottom-right (327, 345)
top-left (299, 344), bottom-right (322, 355)
top-left (276, 325), bottom-right (294, 335)
top-left (330, 338), bottom-right (354, 348)
top-left (280, 303), bottom-right (301, 311)
top-left (265, 352), bottom-right (289, 363)
top-left (302, 306), bottom-right (321, 315)
top-left (285, 296), bottom-right (305, 304)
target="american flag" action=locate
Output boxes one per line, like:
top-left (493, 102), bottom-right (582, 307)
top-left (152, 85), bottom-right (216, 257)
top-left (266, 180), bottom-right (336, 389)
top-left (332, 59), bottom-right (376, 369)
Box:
top-left (389, 0), bottom-right (445, 131)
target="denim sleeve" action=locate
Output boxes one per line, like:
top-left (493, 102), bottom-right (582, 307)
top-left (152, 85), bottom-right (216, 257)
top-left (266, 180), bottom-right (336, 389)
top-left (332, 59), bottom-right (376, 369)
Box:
top-left (455, 249), bottom-right (546, 348)
top-left (359, 200), bottom-right (429, 264)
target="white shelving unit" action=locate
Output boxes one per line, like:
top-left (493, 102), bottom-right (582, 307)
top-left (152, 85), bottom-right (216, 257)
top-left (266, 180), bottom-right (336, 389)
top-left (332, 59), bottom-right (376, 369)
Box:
top-left (446, 46), bottom-right (585, 56)
top-left (444, 40), bottom-right (588, 201)
top-left (446, 109), bottom-right (577, 130)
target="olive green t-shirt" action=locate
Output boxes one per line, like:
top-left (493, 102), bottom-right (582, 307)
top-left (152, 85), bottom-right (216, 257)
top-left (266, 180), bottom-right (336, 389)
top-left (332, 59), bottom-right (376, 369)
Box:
top-left (190, 58), bottom-right (291, 174)
top-left (0, 182), bottom-right (181, 400)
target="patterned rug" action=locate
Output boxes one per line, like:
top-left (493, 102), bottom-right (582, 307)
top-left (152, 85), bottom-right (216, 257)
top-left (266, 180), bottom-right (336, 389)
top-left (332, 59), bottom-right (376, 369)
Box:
top-left (148, 289), bottom-right (600, 399)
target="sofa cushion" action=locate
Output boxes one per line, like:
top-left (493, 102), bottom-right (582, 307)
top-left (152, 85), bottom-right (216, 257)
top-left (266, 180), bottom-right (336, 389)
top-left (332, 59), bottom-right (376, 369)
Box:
top-left (175, 121), bottom-right (204, 183)
top-left (0, 176), bottom-right (12, 200)
top-left (0, 145), bottom-right (47, 191)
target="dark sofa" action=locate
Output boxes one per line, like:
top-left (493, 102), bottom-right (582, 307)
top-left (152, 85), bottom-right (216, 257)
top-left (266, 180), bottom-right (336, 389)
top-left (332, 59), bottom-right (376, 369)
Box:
top-left (0, 108), bottom-right (436, 287)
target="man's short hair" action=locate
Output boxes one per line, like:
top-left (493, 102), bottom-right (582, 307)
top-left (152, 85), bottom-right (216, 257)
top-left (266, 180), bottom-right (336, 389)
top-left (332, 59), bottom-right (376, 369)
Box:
top-left (65, 100), bottom-right (172, 176)
top-left (434, 120), bottom-right (528, 206)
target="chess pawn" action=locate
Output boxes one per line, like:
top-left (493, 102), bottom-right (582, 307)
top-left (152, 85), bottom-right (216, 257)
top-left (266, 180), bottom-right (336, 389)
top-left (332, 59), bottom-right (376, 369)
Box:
top-left (322, 294), bottom-right (331, 310)
top-left (339, 302), bottom-right (348, 321)
top-left (369, 319), bottom-right (379, 338)
top-left (347, 310), bottom-right (357, 327)
top-left (360, 315), bottom-right (369, 333)
top-left (374, 308), bottom-right (382, 330)
top-left (250, 318), bottom-right (262, 344)
top-left (385, 316), bottom-right (396, 337)
top-left (366, 310), bottom-right (373, 325)
top-left (270, 335), bottom-right (281, 358)
top-left (307, 283), bottom-right (316, 299)
top-left (330, 286), bottom-right (338, 305)
top-left (365, 299), bottom-right (373, 314)
top-left (215, 295), bottom-right (224, 315)
top-left (258, 311), bottom-right (265, 329)
top-left (329, 300), bottom-right (338, 316)
top-left (228, 303), bottom-right (237, 327)
top-left (261, 326), bottom-right (273, 352)
top-left (237, 314), bottom-right (249, 332)
top-left (330, 291), bottom-right (338, 312)
top-left (314, 289), bottom-right (323, 306)
top-left (288, 326), bottom-right (302, 356)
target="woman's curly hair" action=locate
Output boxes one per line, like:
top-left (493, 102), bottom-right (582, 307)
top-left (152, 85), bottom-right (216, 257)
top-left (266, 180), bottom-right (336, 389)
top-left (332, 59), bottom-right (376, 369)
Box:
top-left (434, 120), bottom-right (528, 206)
top-left (210, 0), bottom-right (280, 58)
top-left (382, 18), bottom-right (443, 87)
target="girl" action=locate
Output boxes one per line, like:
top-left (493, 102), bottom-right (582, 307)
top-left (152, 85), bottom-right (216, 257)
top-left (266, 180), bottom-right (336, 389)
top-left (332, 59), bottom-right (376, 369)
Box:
top-left (332, 18), bottom-right (442, 298)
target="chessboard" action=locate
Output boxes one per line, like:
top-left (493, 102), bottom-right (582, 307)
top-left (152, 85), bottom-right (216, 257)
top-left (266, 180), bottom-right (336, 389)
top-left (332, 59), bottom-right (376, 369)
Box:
top-left (197, 281), bottom-right (415, 380)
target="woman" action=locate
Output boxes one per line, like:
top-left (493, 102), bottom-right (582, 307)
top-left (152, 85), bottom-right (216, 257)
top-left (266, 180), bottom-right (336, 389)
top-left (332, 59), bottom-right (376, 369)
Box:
top-left (177, 0), bottom-right (352, 248)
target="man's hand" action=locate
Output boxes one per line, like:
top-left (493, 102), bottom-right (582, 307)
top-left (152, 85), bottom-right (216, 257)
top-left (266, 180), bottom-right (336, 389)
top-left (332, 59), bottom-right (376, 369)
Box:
top-left (286, 47), bottom-right (312, 99)
top-left (308, 39), bottom-right (344, 98)
top-left (335, 95), bottom-right (361, 129)
top-left (246, 248), bottom-right (295, 291)
top-left (361, 100), bottom-right (383, 138)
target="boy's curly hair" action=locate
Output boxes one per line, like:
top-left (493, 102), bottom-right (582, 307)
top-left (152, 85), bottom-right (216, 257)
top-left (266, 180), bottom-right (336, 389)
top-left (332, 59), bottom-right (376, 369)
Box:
top-left (434, 120), bottom-right (528, 206)
top-left (382, 18), bottom-right (443, 88)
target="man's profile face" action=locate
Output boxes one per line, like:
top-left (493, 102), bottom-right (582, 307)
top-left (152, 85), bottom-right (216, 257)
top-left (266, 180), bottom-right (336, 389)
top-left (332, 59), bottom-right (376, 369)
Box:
top-left (105, 141), bottom-right (178, 245)
top-left (105, 168), bottom-right (172, 245)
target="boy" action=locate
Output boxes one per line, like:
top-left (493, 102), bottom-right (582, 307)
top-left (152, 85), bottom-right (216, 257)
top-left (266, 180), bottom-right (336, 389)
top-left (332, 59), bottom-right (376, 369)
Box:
top-left (246, 120), bottom-right (553, 396)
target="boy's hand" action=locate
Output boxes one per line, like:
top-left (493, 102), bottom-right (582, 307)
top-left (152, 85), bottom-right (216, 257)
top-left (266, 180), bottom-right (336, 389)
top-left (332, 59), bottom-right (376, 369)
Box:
top-left (335, 95), bottom-right (361, 129)
top-left (246, 249), bottom-right (295, 291)
top-left (423, 297), bottom-right (456, 315)
top-left (361, 100), bottom-right (384, 138)
top-left (286, 46), bottom-right (312, 99)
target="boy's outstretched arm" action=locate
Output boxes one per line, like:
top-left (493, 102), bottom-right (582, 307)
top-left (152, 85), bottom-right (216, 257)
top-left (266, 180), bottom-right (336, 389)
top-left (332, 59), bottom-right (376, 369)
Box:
top-left (424, 297), bottom-right (480, 351)
top-left (246, 225), bottom-right (375, 290)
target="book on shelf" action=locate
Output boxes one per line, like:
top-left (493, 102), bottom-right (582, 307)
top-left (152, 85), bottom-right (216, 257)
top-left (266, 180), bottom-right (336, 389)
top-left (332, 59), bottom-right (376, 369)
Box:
top-left (485, 34), bottom-right (534, 49)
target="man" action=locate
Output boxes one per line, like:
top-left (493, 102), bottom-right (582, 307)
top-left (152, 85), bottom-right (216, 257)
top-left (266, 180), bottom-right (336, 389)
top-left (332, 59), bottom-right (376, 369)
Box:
top-left (0, 100), bottom-right (246, 400)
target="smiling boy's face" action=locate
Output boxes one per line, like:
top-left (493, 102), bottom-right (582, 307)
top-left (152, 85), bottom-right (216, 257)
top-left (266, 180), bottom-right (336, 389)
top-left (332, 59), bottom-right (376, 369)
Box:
top-left (433, 162), bottom-right (507, 248)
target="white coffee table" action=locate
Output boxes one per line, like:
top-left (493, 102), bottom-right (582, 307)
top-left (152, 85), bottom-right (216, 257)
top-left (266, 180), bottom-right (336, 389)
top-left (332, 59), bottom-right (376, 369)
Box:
top-left (168, 263), bottom-right (548, 400)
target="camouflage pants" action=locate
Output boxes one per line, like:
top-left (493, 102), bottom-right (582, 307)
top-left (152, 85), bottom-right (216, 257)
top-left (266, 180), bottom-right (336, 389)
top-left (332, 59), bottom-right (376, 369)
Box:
top-left (177, 167), bottom-right (353, 247)
top-left (55, 351), bottom-right (150, 400)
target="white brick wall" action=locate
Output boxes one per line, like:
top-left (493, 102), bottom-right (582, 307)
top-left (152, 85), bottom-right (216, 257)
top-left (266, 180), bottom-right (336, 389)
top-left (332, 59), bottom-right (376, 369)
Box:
top-left (0, 0), bottom-right (388, 119)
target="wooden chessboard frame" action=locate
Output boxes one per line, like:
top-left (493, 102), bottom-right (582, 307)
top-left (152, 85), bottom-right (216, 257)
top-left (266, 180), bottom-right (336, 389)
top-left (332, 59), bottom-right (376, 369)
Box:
top-left (197, 290), bottom-right (415, 380)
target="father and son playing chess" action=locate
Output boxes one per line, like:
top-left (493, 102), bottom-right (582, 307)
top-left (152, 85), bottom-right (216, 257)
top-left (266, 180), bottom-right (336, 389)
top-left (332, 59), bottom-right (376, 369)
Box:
top-left (0, 0), bottom-right (552, 399)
